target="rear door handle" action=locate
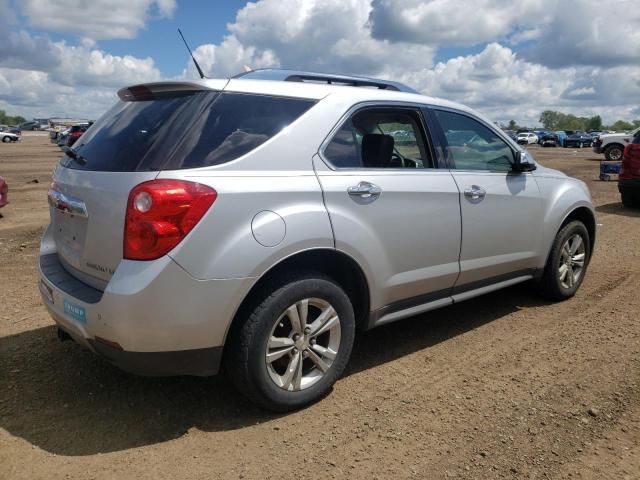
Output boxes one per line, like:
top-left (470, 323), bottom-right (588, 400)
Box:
top-left (348, 181), bottom-right (382, 198)
top-left (463, 185), bottom-right (486, 201)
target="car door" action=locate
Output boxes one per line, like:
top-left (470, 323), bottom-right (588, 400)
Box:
top-left (428, 107), bottom-right (544, 290)
top-left (314, 105), bottom-right (462, 324)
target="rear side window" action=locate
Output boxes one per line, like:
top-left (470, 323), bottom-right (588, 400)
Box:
top-left (323, 108), bottom-right (431, 169)
top-left (65, 92), bottom-right (315, 171)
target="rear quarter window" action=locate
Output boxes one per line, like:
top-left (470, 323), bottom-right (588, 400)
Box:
top-left (66, 91), bottom-right (315, 172)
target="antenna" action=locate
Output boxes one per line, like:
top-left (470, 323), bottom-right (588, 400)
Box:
top-left (178, 28), bottom-right (205, 79)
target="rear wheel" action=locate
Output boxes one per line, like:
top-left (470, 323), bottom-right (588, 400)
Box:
top-left (621, 191), bottom-right (638, 208)
top-left (604, 145), bottom-right (623, 161)
top-left (538, 221), bottom-right (590, 300)
top-left (226, 273), bottom-right (355, 412)
top-left (2, 136), bottom-right (11, 143)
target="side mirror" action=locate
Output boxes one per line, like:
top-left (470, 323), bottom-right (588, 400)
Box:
top-left (512, 150), bottom-right (537, 172)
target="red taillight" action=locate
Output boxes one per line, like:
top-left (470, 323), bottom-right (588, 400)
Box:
top-left (70, 131), bottom-right (82, 138)
top-left (124, 179), bottom-right (217, 260)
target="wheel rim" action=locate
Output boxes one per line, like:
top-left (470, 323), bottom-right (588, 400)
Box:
top-left (558, 234), bottom-right (586, 289)
top-left (265, 298), bottom-right (341, 392)
top-left (609, 148), bottom-right (622, 160)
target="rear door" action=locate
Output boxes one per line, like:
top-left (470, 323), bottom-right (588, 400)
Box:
top-left (315, 105), bottom-right (461, 320)
top-left (429, 107), bottom-right (543, 288)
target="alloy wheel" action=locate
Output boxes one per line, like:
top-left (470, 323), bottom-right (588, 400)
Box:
top-left (265, 298), bottom-right (341, 391)
top-left (558, 234), bottom-right (586, 289)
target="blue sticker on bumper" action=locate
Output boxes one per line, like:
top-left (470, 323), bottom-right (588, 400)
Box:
top-left (64, 299), bottom-right (86, 324)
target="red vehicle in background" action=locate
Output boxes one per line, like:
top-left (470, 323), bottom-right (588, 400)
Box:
top-left (66, 123), bottom-right (92, 147)
top-left (619, 131), bottom-right (640, 208)
top-left (0, 176), bottom-right (8, 209)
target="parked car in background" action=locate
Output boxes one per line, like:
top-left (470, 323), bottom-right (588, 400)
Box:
top-left (564, 131), bottom-right (593, 148)
top-left (65, 124), bottom-right (91, 147)
top-left (594, 127), bottom-right (640, 161)
top-left (1, 131), bottom-right (20, 143)
top-left (38, 69), bottom-right (596, 411)
top-left (534, 131), bottom-right (550, 143)
top-left (541, 133), bottom-right (560, 147)
top-left (0, 176), bottom-right (8, 208)
top-left (0, 125), bottom-right (20, 135)
top-left (619, 131), bottom-right (640, 208)
top-left (554, 131), bottom-right (568, 147)
top-left (517, 132), bottom-right (538, 145)
top-left (502, 129), bottom-right (518, 141)
top-left (56, 129), bottom-right (71, 147)
top-left (19, 121), bottom-right (39, 131)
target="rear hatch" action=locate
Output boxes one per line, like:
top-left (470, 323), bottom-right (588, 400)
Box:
top-left (50, 84), bottom-right (223, 289)
top-left (49, 81), bottom-right (317, 289)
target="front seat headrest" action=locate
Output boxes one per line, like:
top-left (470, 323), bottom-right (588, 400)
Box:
top-left (361, 134), bottom-right (394, 168)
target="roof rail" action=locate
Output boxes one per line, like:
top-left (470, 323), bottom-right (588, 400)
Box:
top-left (233, 68), bottom-right (418, 94)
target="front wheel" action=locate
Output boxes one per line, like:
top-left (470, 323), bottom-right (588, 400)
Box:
top-left (226, 273), bottom-right (355, 412)
top-left (605, 145), bottom-right (623, 161)
top-left (2, 136), bottom-right (11, 143)
top-left (538, 221), bottom-right (590, 300)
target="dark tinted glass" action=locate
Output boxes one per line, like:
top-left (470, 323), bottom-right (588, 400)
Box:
top-left (64, 92), bottom-right (315, 171)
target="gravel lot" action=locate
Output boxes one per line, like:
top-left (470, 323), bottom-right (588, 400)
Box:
top-left (1, 134), bottom-right (639, 479)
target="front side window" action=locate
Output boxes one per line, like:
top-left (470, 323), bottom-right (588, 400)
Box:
top-left (434, 109), bottom-right (515, 172)
top-left (323, 108), bottom-right (431, 169)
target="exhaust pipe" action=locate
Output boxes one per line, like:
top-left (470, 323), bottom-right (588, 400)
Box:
top-left (57, 328), bottom-right (72, 342)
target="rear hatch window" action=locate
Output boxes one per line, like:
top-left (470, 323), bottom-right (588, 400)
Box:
top-left (63, 91), bottom-right (315, 172)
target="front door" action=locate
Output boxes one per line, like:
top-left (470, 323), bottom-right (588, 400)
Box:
top-left (430, 108), bottom-right (544, 287)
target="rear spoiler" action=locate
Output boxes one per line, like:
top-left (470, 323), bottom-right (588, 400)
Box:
top-left (117, 80), bottom-right (227, 101)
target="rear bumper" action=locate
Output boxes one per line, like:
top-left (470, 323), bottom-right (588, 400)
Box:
top-left (39, 226), bottom-right (254, 376)
top-left (619, 179), bottom-right (640, 194)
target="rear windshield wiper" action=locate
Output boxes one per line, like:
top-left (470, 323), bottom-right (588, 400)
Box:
top-left (62, 146), bottom-right (87, 165)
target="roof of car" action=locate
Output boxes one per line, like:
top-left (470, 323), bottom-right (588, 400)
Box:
top-left (119, 69), bottom-right (493, 126)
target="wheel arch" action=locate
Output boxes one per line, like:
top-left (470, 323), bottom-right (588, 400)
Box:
top-left (542, 205), bottom-right (596, 270)
top-left (221, 248), bottom-right (371, 361)
top-left (559, 206), bottom-right (596, 252)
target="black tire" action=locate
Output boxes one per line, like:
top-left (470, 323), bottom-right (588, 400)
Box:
top-left (604, 145), bottom-right (623, 161)
top-left (538, 221), bottom-right (591, 301)
top-left (2, 136), bottom-right (11, 143)
top-left (621, 191), bottom-right (638, 208)
top-left (226, 273), bottom-right (355, 412)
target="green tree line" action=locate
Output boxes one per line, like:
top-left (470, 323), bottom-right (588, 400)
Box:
top-left (0, 110), bottom-right (26, 126)
top-left (505, 111), bottom-right (640, 132)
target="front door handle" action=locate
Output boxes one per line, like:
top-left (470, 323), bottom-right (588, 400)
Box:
top-left (348, 181), bottom-right (382, 198)
top-left (463, 185), bottom-right (486, 201)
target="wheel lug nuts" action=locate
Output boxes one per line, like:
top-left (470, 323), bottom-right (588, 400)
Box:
top-left (310, 338), bottom-right (316, 345)
top-left (304, 327), bottom-right (311, 334)
top-left (302, 350), bottom-right (309, 358)
top-left (292, 348), bottom-right (298, 354)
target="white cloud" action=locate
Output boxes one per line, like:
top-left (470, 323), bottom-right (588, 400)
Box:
top-left (183, 0), bottom-right (435, 79)
top-left (369, 0), bottom-right (545, 46)
top-left (20, 0), bottom-right (176, 40)
top-left (399, 43), bottom-right (640, 125)
top-left (0, 30), bottom-right (162, 88)
top-left (1, 0), bottom-right (638, 126)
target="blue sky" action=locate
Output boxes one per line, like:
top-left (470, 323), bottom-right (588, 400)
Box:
top-left (0, 0), bottom-right (638, 124)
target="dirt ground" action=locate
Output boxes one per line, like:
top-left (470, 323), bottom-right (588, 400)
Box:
top-left (1, 134), bottom-right (639, 479)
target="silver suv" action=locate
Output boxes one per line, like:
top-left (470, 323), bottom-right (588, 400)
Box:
top-left (39, 69), bottom-right (595, 411)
